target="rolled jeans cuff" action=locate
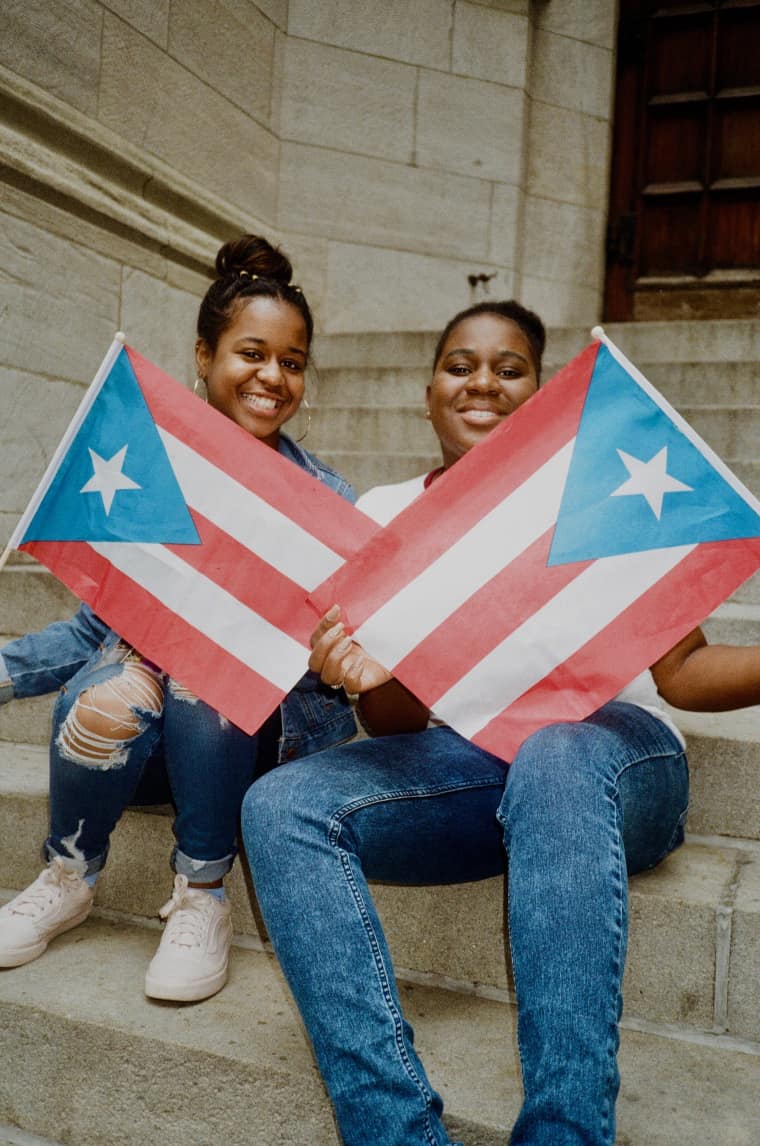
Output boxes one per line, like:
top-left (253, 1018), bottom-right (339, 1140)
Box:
top-left (43, 839), bottom-right (107, 878)
top-left (0, 654), bottom-right (14, 705)
top-left (171, 845), bottom-right (235, 883)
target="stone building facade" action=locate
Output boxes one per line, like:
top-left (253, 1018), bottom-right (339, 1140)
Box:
top-left (1, 0), bottom-right (617, 543)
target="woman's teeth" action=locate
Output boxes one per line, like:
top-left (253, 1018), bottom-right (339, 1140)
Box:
top-left (242, 393), bottom-right (280, 411)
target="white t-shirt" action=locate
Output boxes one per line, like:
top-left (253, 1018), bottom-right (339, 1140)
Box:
top-left (356, 473), bottom-right (684, 747)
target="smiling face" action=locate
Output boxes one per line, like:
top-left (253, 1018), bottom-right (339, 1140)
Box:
top-left (195, 295), bottom-right (308, 449)
top-left (427, 313), bottom-right (539, 469)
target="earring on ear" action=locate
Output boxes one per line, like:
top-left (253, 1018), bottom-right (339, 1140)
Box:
top-left (424, 408), bottom-right (431, 419)
top-left (296, 395), bottom-right (311, 443)
top-left (193, 377), bottom-right (208, 402)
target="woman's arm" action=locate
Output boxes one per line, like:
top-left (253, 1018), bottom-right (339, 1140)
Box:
top-left (651, 626), bottom-right (760, 711)
top-left (309, 608), bottom-right (430, 735)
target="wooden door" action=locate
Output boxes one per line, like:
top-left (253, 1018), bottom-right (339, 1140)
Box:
top-left (605, 0), bottom-right (760, 320)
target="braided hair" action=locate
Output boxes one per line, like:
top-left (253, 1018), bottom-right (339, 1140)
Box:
top-left (197, 234), bottom-right (314, 353)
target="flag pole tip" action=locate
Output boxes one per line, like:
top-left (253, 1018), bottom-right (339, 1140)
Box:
top-left (114, 330), bottom-right (126, 344)
top-left (591, 325), bottom-right (605, 341)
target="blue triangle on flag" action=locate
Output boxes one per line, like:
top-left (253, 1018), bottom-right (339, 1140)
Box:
top-left (21, 348), bottom-right (200, 544)
top-left (548, 343), bottom-right (760, 565)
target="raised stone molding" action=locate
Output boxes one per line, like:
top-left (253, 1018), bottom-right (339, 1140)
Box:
top-left (0, 65), bottom-right (265, 276)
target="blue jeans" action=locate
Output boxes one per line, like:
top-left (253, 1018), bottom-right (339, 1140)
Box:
top-left (242, 702), bottom-right (688, 1146)
top-left (46, 644), bottom-right (273, 880)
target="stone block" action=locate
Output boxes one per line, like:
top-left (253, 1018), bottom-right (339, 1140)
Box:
top-left (279, 143), bottom-right (492, 260)
top-left (287, 0), bottom-right (453, 69)
top-left (489, 182), bottom-right (522, 267)
top-left (322, 242), bottom-right (507, 334)
top-left (0, 180), bottom-right (169, 284)
top-left (103, 0), bottom-right (170, 46)
top-left (0, 370), bottom-right (89, 533)
top-left (120, 267), bottom-right (199, 383)
top-left (680, 709), bottom-right (760, 841)
top-left (309, 405), bottom-right (439, 455)
top-left (453, 2), bottom-right (529, 88)
top-left (531, 28), bottom-right (614, 119)
top-left (535, 0), bottom-right (617, 51)
top-left (253, 0), bottom-right (287, 28)
top-left (280, 38), bottom-right (416, 162)
top-left (377, 879), bottom-right (510, 989)
top-left (0, 0), bottom-right (102, 116)
top-left (519, 273), bottom-right (601, 327)
top-left (1, 566), bottom-right (78, 635)
top-left (625, 842), bottom-right (733, 1030)
top-left (522, 195), bottom-right (605, 285)
top-left (0, 211), bottom-right (121, 383)
top-left (168, 0), bottom-right (275, 126)
top-left (527, 101), bottom-right (610, 209)
top-left (729, 851), bottom-right (760, 1040)
top-left (98, 14), bottom-right (279, 221)
top-left (416, 70), bottom-right (525, 184)
top-left (0, 696), bottom-right (54, 748)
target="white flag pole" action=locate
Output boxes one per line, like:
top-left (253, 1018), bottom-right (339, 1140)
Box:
top-left (0, 332), bottom-right (127, 575)
top-left (590, 324), bottom-right (760, 516)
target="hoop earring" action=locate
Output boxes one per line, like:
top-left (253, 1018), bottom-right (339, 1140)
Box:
top-left (296, 396), bottom-right (311, 443)
top-left (193, 377), bottom-right (208, 403)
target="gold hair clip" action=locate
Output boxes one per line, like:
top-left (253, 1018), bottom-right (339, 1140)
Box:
top-left (291, 284), bottom-right (302, 294)
top-left (238, 270), bottom-right (259, 280)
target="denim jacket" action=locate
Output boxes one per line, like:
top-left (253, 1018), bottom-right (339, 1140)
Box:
top-left (0, 433), bottom-right (357, 763)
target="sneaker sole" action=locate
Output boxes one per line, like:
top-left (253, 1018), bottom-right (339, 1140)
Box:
top-left (144, 964), bottom-right (229, 1003)
top-left (0, 903), bottom-right (93, 968)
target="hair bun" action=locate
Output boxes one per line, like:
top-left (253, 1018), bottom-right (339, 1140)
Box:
top-left (214, 234), bottom-right (293, 286)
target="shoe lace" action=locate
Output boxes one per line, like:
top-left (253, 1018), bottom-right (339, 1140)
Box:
top-left (9, 859), bottom-right (77, 918)
top-left (158, 875), bottom-right (210, 949)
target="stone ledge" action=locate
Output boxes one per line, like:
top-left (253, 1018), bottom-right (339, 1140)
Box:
top-left (0, 65), bottom-right (259, 275)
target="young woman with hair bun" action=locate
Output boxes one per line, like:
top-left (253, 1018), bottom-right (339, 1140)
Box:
top-left (0, 234), bottom-right (356, 1002)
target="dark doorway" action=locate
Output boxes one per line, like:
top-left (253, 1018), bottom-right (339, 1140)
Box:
top-left (605, 0), bottom-right (760, 320)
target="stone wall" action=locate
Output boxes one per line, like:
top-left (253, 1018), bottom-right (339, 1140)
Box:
top-left (0, 0), bottom-right (617, 544)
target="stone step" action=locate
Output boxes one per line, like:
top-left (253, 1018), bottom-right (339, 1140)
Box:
top-left (310, 402), bottom-right (760, 482)
top-left (2, 911), bottom-right (759, 1146)
top-left (703, 602), bottom-right (760, 645)
top-left (312, 447), bottom-right (439, 495)
top-left (310, 403), bottom-right (439, 455)
top-left (314, 359), bottom-right (759, 411)
top-left (1, 739), bottom-right (759, 1042)
top-left (313, 320), bottom-right (760, 374)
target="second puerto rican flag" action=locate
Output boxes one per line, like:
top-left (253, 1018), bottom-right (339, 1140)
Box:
top-left (311, 334), bottom-right (760, 761)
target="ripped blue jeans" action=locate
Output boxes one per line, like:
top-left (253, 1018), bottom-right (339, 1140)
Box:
top-left (45, 640), bottom-right (268, 880)
top-left (1, 614), bottom-right (270, 881)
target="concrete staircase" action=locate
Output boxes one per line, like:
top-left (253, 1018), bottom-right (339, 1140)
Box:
top-left (1, 320), bottom-right (760, 1145)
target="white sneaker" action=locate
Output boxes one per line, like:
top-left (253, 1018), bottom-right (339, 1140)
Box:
top-left (0, 859), bottom-right (94, 968)
top-left (144, 874), bottom-right (233, 1002)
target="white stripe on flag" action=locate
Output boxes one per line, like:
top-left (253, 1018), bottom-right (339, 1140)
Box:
top-left (91, 541), bottom-right (307, 690)
top-left (353, 441), bottom-right (575, 664)
top-left (159, 430), bottom-right (345, 588)
top-left (437, 542), bottom-right (695, 739)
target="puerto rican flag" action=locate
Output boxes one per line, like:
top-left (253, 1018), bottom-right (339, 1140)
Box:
top-left (10, 337), bottom-right (375, 734)
top-left (311, 331), bottom-right (760, 761)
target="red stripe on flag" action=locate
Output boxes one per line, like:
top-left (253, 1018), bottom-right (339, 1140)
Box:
top-left (391, 529), bottom-right (591, 702)
top-left (472, 536), bottom-right (760, 760)
top-left (164, 511), bottom-right (317, 647)
top-left (310, 343), bottom-right (597, 629)
top-left (127, 346), bottom-right (375, 556)
top-left (23, 539), bottom-right (286, 733)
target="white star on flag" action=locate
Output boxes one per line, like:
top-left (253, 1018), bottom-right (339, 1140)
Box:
top-left (80, 444), bottom-right (141, 515)
top-left (611, 446), bottom-right (692, 520)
